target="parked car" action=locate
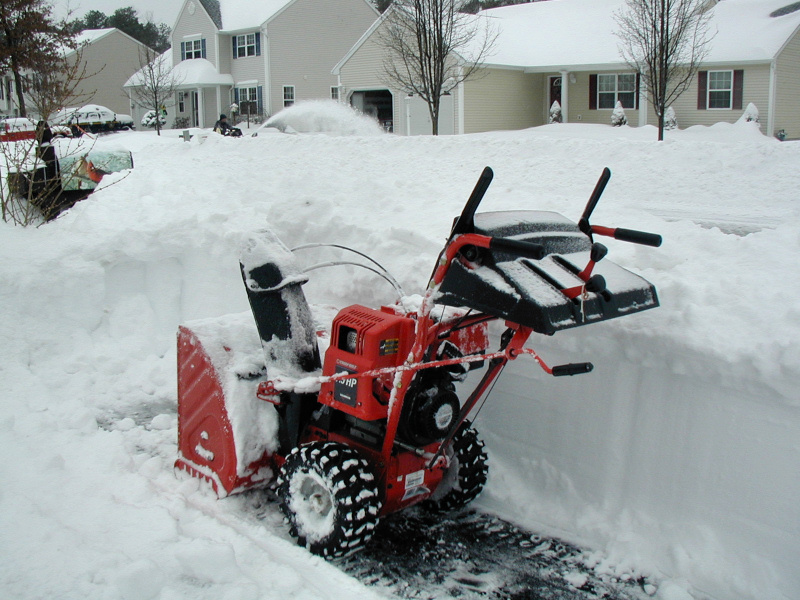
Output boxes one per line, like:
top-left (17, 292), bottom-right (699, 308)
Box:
top-left (54, 105), bottom-right (134, 135)
top-left (0, 117), bottom-right (37, 142)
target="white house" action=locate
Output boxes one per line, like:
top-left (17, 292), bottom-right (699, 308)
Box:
top-left (335, 0), bottom-right (800, 138)
top-left (142, 0), bottom-right (379, 128)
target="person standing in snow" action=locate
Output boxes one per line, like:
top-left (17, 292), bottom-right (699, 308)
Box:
top-left (213, 114), bottom-right (242, 137)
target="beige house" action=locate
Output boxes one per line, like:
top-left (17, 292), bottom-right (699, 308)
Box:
top-left (158, 0), bottom-right (379, 128)
top-left (335, 0), bottom-right (800, 139)
top-left (0, 28), bottom-right (150, 119)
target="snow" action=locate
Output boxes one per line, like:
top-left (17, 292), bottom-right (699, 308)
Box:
top-left (2, 118), bottom-right (800, 600)
top-left (266, 100), bottom-right (386, 136)
top-left (476, 0), bottom-right (800, 69)
top-left (218, 0), bottom-right (294, 33)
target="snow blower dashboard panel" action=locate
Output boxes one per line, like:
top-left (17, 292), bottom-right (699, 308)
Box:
top-left (436, 210), bottom-right (659, 335)
top-left (319, 305), bottom-right (416, 420)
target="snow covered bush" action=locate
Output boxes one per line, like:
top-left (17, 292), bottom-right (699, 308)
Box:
top-left (611, 101), bottom-right (627, 127)
top-left (265, 100), bottom-right (383, 135)
top-left (548, 101), bottom-right (562, 124)
top-left (738, 102), bottom-right (759, 123)
top-left (664, 106), bottom-right (678, 130)
top-left (141, 110), bottom-right (166, 129)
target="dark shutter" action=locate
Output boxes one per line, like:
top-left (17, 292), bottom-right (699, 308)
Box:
top-left (201, 38), bottom-right (206, 59)
top-left (234, 88), bottom-right (239, 104)
top-left (697, 71), bottom-right (707, 110)
top-left (635, 73), bottom-right (640, 110)
top-left (255, 33), bottom-right (261, 56)
top-left (232, 36), bottom-right (238, 59)
top-left (257, 86), bottom-right (263, 115)
top-left (733, 70), bottom-right (744, 110)
top-left (180, 41), bottom-right (186, 61)
top-left (589, 74), bottom-right (597, 110)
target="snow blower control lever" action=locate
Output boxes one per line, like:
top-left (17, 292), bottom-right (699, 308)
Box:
top-left (175, 165), bottom-right (662, 559)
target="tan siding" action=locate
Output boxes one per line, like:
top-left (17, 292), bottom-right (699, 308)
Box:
top-left (648, 64), bottom-right (771, 133)
top-left (172, 3), bottom-right (219, 68)
top-left (203, 87), bottom-right (217, 126)
top-left (68, 30), bottom-right (150, 116)
top-left (338, 24), bottom-right (404, 130)
top-left (267, 0), bottom-right (378, 116)
top-left (564, 71), bottom-right (641, 125)
top-left (774, 28), bottom-right (800, 140)
top-left (229, 32), bottom-right (265, 84)
top-left (462, 68), bottom-right (542, 133)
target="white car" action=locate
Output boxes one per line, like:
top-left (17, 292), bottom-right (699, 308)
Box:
top-left (54, 105), bottom-right (134, 135)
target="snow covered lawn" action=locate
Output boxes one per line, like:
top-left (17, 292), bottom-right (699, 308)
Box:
top-left (1, 119), bottom-right (798, 600)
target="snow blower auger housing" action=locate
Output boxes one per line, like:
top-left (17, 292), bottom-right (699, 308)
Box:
top-left (175, 166), bottom-right (662, 558)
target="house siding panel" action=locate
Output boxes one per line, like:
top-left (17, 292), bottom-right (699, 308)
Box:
top-left (648, 64), bottom-right (771, 133)
top-left (172, 3), bottom-right (219, 68)
top-left (462, 68), bottom-right (542, 133)
top-left (266, 0), bottom-right (377, 116)
top-left (774, 28), bottom-right (800, 140)
top-left (67, 30), bottom-right (150, 116)
top-left (229, 32), bottom-right (265, 86)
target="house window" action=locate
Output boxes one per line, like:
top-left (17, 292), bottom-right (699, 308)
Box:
top-left (283, 85), bottom-right (295, 107)
top-left (182, 38), bottom-right (205, 60)
top-left (236, 33), bottom-right (256, 57)
top-left (597, 73), bottom-right (636, 109)
top-left (238, 87), bottom-right (258, 115)
top-left (331, 86), bottom-right (339, 101)
top-left (178, 92), bottom-right (185, 113)
top-left (708, 70), bottom-right (733, 109)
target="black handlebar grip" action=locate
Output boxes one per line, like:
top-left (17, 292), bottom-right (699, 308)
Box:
top-left (614, 228), bottom-right (663, 247)
top-left (581, 167), bottom-right (611, 222)
top-left (490, 237), bottom-right (546, 260)
top-left (451, 166), bottom-right (494, 237)
top-left (552, 362), bottom-right (594, 376)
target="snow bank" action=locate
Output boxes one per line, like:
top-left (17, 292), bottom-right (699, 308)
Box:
top-left (265, 99), bottom-right (385, 136)
top-left (1, 122), bottom-right (799, 600)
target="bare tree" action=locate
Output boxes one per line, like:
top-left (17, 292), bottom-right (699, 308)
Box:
top-left (615, 0), bottom-right (714, 141)
top-left (379, 0), bottom-right (495, 135)
top-left (0, 0), bottom-right (76, 117)
top-left (27, 48), bottom-right (97, 122)
top-left (127, 47), bottom-right (182, 136)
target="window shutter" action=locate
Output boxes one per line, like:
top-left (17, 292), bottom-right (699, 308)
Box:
top-left (201, 38), bottom-right (207, 59)
top-left (257, 86), bottom-right (263, 115)
top-left (697, 71), bottom-right (707, 110)
top-left (733, 70), bottom-right (744, 110)
top-left (255, 33), bottom-right (261, 56)
top-left (232, 36), bottom-right (237, 59)
top-left (589, 74), bottom-right (597, 110)
top-left (635, 73), bottom-right (640, 110)
top-left (234, 88), bottom-right (239, 104)
top-left (180, 41), bottom-right (186, 61)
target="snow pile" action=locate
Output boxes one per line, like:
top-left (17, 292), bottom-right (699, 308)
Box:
top-left (265, 100), bottom-right (385, 136)
top-left (1, 122), bottom-right (799, 600)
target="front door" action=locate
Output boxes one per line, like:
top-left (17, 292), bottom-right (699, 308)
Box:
top-left (549, 76), bottom-right (562, 109)
top-left (191, 92), bottom-right (199, 127)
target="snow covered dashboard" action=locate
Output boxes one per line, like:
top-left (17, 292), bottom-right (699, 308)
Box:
top-left (435, 210), bottom-right (659, 335)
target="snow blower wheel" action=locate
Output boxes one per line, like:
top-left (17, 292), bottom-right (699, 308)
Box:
top-left (277, 441), bottom-right (382, 558)
top-left (423, 424), bottom-right (489, 513)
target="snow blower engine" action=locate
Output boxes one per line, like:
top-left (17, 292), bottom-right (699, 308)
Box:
top-left (175, 166), bottom-right (662, 557)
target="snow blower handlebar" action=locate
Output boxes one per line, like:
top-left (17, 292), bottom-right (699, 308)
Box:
top-left (579, 168), bottom-right (663, 248)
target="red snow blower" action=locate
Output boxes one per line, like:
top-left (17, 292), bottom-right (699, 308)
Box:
top-left (175, 167), bottom-right (661, 557)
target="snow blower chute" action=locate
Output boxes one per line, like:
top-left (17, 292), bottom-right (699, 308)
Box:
top-left (175, 166), bottom-right (661, 557)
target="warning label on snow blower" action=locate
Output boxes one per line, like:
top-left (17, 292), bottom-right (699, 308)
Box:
top-left (334, 365), bottom-right (358, 407)
top-left (379, 338), bottom-right (399, 355)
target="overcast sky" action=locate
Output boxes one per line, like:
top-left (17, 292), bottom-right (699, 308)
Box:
top-left (56, 0), bottom-right (181, 27)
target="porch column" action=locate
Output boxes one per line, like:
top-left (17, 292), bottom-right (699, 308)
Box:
top-left (560, 70), bottom-right (569, 123)
top-left (638, 83), bottom-right (648, 127)
top-left (197, 87), bottom-right (204, 128)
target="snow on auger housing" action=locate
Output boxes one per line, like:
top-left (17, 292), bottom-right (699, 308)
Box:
top-left (175, 166), bottom-right (662, 557)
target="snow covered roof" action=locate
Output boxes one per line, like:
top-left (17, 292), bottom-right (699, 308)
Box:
top-left (172, 58), bottom-right (234, 86)
top-left (474, 0), bottom-right (800, 71)
top-left (124, 51), bottom-right (233, 88)
top-left (75, 28), bottom-right (116, 45)
top-left (216, 0), bottom-right (295, 32)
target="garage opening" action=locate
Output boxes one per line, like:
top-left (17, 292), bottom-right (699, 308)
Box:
top-left (350, 90), bottom-right (393, 132)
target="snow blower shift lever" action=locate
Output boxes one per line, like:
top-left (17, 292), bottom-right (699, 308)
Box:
top-left (175, 165), bottom-right (662, 559)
